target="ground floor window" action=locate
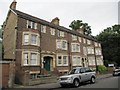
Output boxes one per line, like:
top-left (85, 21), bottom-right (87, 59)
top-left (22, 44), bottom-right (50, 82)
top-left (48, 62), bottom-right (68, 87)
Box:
top-left (57, 55), bottom-right (68, 66)
top-left (72, 56), bottom-right (81, 66)
top-left (30, 73), bottom-right (41, 79)
top-left (88, 57), bottom-right (95, 65)
top-left (22, 51), bottom-right (40, 66)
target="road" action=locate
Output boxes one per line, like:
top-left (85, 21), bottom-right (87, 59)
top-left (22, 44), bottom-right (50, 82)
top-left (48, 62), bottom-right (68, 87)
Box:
top-left (20, 75), bottom-right (119, 89)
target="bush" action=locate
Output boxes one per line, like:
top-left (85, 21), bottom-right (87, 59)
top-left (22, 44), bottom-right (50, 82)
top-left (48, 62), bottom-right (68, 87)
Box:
top-left (97, 65), bottom-right (107, 74)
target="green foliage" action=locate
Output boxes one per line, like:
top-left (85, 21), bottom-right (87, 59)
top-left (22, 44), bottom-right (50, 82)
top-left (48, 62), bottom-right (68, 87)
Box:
top-left (96, 24), bottom-right (120, 67)
top-left (98, 65), bottom-right (107, 73)
top-left (69, 20), bottom-right (83, 30)
top-left (69, 20), bottom-right (92, 35)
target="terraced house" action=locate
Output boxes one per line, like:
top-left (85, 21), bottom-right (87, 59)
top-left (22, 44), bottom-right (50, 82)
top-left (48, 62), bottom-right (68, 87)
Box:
top-left (3, 1), bottom-right (103, 85)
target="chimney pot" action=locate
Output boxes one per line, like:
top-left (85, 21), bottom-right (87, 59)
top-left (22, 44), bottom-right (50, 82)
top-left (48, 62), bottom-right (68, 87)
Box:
top-left (10, 0), bottom-right (17, 9)
top-left (51, 17), bottom-right (60, 25)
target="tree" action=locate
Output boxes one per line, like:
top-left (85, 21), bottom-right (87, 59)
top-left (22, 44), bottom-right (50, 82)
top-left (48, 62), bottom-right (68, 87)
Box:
top-left (69, 20), bottom-right (92, 35)
top-left (96, 24), bottom-right (120, 67)
top-left (82, 23), bottom-right (92, 36)
top-left (69, 20), bottom-right (83, 30)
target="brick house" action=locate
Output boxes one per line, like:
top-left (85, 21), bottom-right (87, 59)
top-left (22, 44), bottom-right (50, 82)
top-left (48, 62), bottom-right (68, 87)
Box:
top-left (3, 1), bottom-right (104, 85)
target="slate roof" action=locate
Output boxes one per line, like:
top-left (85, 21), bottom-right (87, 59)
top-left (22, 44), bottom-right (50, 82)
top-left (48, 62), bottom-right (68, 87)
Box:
top-left (12, 9), bottom-right (98, 42)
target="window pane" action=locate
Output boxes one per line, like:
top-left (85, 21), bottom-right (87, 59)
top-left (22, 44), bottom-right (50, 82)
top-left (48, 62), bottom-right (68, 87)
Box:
top-left (30, 53), bottom-right (37, 65)
top-left (62, 41), bottom-right (67, 50)
top-left (31, 35), bottom-right (37, 44)
top-left (58, 56), bottom-right (62, 65)
top-left (24, 34), bottom-right (29, 44)
top-left (63, 56), bottom-right (67, 65)
top-left (24, 53), bottom-right (28, 65)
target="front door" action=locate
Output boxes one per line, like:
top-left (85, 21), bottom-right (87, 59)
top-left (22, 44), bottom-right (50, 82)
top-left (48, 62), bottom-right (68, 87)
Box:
top-left (44, 57), bottom-right (51, 71)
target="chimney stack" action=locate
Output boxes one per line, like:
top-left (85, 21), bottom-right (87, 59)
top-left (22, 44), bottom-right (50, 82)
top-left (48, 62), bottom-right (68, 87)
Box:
top-left (51, 17), bottom-right (59, 25)
top-left (10, 0), bottom-right (17, 10)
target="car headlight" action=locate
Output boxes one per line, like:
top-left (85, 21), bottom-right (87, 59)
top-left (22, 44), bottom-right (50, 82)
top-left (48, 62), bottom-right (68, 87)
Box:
top-left (67, 77), bottom-right (73, 80)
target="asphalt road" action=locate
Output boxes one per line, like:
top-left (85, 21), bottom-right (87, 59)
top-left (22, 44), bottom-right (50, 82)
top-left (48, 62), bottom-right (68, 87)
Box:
top-left (20, 74), bottom-right (119, 89)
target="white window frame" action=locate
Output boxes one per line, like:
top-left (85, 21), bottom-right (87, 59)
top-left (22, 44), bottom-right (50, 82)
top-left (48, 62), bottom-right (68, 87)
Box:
top-left (41, 25), bottom-right (46, 33)
top-left (71, 43), bottom-right (80, 52)
top-left (56, 40), bottom-right (67, 50)
top-left (78, 37), bottom-right (81, 42)
top-left (23, 32), bottom-right (40, 46)
top-left (87, 47), bottom-right (94, 54)
top-left (23, 33), bottom-right (29, 45)
top-left (88, 57), bottom-right (95, 65)
top-left (87, 40), bottom-right (91, 45)
top-left (27, 20), bottom-right (37, 29)
top-left (50, 28), bottom-right (55, 35)
top-left (83, 38), bottom-right (86, 43)
top-left (58, 30), bottom-right (64, 37)
top-left (94, 42), bottom-right (98, 47)
top-left (23, 53), bottom-right (29, 65)
top-left (57, 55), bottom-right (68, 66)
top-left (72, 35), bottom-right (77, 41)
top-left (83, 47), bottom-right (87, 55)
top-left (22, 51), bottom-right (40, 66)
top-left (72, 56), bottom-right (81, 66)
top-left (30, 53), bottom-right (37, 65)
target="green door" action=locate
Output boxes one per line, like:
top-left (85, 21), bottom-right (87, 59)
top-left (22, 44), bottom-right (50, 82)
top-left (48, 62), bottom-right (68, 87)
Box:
top-left (44, 57), bottom-right (51, 71)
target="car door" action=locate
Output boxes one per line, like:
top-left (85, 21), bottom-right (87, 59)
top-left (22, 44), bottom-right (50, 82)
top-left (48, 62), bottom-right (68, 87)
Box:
top-left (80, 68), bottom-right (88, 82)
top-left (84, 68), bottom-right (92, 81)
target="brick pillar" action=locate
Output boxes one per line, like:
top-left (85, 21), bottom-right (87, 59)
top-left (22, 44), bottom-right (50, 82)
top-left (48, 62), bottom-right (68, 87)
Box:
top-left (8, 61), bottom-right (15, 88)
top-left (23, 70), bottom-right (30, 85)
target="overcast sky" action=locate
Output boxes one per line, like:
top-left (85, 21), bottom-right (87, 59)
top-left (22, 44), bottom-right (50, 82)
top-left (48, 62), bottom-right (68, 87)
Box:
top-left (0, 0), bottom-right (119, 36)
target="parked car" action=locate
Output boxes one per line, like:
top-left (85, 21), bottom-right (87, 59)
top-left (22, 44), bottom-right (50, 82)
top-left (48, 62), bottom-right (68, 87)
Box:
top-left (58, 67), bottom-right (96, 87)
top-left (113, 68), bottom-right (120, 76)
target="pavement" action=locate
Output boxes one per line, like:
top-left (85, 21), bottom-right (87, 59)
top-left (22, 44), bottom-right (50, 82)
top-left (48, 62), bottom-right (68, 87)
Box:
top-left (13, 73), bottom-right (113, 88)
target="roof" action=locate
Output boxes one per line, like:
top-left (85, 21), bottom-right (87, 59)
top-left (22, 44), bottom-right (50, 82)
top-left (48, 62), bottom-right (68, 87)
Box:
top-left (12, 9), bottom-right (98, 42)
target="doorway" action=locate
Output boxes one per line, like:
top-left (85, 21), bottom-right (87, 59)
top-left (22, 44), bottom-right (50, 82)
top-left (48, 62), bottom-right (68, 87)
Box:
top-left (43, 56), bottom-right (53, 71)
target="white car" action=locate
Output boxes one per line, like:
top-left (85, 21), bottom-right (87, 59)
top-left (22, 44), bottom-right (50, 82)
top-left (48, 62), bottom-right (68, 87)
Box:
top-left (58, 67), bottom-right (96, 87)
top-left (113, 69), bottom-right (120, 76)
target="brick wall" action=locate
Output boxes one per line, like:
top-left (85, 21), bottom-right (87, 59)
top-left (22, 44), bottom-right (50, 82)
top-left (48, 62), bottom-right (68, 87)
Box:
top-left (0, 61), bottom-right (15, 88)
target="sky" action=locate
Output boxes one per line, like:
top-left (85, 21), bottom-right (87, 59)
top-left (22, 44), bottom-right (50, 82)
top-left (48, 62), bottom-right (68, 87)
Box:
top-left (0, 0), bottom-right (119, 36)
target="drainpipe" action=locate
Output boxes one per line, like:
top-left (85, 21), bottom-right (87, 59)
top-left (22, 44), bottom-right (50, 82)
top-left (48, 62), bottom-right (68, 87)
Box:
top-left (94, 46), bottom-right (98, 72)
top-left (39, 25), bottom-right (42, 75)
top-left (67, 33), bottom-right (71, 71)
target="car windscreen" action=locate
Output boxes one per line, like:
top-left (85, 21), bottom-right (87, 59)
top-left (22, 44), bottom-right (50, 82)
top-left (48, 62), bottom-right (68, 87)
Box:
top-left (68, 68), bottom-right (80, 74)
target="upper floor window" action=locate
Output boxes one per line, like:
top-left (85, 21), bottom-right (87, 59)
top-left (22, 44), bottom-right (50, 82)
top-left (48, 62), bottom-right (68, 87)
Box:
top-left (50, 28), bottom-right (55, 35)
top-left (27, 20), bottom-right (37, 29)
top-left (95, 48), bottom-right (101, 55)
top-left (31, 34), bottom-right (37, 45)
top-left (94, 42), bottom-right (98, 47)
top-left (23, 32), bottom-right (40, 46)
top-left (72, 35), bottom-right (77, 41)
top-left (87, 47), bottom-right (94, 54)
top-left (24, 34), bottom-right (29, 45)
top-left (71, 43), bottom-right (80, 52)
top-left (57, 30), bottom-right (64, 37)
top-left (83, 38), bottom-right (86, 44)
top-left (87, 40), bottom-right (91, 45)
top-left (41, 25), bottom-right (46, 33)
top-left (78, 37), bottom-right (82, 42)
top-left (83, 47), bottom-right (87, 55)
top-left (56, 40), bottom-right (67, 50)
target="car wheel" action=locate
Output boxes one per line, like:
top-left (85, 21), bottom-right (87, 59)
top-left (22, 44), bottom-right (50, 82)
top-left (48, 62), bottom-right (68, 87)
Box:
top-left (90, 77), bottom-right (96, 83)
top-left (73, 79), bottom-right (80, 87)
